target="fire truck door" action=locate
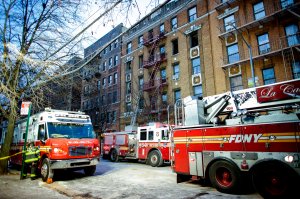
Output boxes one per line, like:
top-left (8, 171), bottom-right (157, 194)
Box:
top-left (173, 129), bottom-right (189, 174)
top-left (138, 128), bottom-right (148, 159)
top-left (186, 128), bottom-right (204, 176)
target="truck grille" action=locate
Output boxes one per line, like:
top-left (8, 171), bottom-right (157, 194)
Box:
top-left (69, 146), bottom-right (92, 156)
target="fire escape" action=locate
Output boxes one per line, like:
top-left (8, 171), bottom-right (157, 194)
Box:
top-left (142, 30), bottom-right (168, 121)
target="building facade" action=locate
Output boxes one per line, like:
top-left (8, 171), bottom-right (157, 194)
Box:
top-left (81, 24), bottom-right (126, 134)
top-left (119, 0), bottom-right (300, 130)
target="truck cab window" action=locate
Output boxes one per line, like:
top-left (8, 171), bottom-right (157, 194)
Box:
top-left (161, 130), bottom-right (169, 140)
top-left (140, 130), bottom-right (147, 140)
top-left (38, 124), bottom-right (46, 140)
top-left (148, 131), bottom-right (154, 140)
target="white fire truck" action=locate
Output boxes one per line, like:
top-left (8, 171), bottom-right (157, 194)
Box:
top-left (102, 122), bottom-right (170, 167)
top-left (171, 79), bottom-right (300, 198)
top-left (6, 108), bottom-right (100, 182)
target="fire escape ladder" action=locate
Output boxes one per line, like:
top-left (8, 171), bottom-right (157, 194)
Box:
top-left (130, 89), bottom-right (143, 127)
top-left (282, 48), bottom-right (294, 79)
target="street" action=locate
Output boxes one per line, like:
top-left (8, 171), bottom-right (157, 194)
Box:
top-left (0, 159), bottom-right (262, 199)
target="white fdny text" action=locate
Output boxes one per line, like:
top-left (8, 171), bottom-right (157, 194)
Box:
top-left (228, 134), bottom-right (262, 143)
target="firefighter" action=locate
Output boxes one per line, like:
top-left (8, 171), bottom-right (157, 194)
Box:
top-left (24, 142), bottom-right (40, 180)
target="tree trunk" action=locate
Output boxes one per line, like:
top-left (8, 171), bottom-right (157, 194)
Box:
top-left (0, 104), bottom-right (17, 174)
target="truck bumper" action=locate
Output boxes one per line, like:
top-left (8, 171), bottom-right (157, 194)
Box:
top-left (50, 158), bottom-right (99, 169)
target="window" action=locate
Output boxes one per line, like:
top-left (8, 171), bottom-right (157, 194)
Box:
top-left (285, 24), bottom-right (300, 47)
top-left (148, 131), bottom-right (154, 140)
top-left (139, 77), bottom-right (144, 90)
top-left (109, 57), bottom-right (113, 67)
top-left (230, 75), bottom-right (243, 91)
top-left (97, 80), bottom-right (101, 91)
top-left (162, 93), bottom-right (167, 103)
top-left (102, 95), bottom-right (106, 105)
top-left (257, 33), bottom-right (270, 54)
top-left (112, 111), bottom-right (117, 123)
top-left (109, 43), bottom-right (112, 51)
top-left (174, 90), bottom-right (181, 102)
top-left (113, 55), bottom-right (118, 66)
top-left (107, 93), bottom-right (112, 104)
top-left (227, 44), bottom-right (240, 64)
top-left (192, 58), bottom-right (201, 75)
top-left (126, 42), bottom-right (132, 54)
top-left (140, 130), bottom-right (147, 140)
top-left (113, 91), bottom-right (117, 103)
top-left (108, 75), bottom-right (112, 85)
top-left (126, 82), bottom-right (131, 94)
top-left (172, 39), bottom-right (179, 55)
top-left (262, 68), bottom-right (276, 85)
top-left (173, 63), bottom-right (180, 79)
top-left (139, 55), bottom-right (144, 69)
top-left (103, 48), bottom-right (107, 54)
top-left (292, 61), bottom-right (300, 79)
top-left (253, 1), bottom-right (265, 20)
top-left (193, 85), bottom-right (203, 97)
top-left (160, 23), bottom-right (165, 33)
top-left (160, 45), bottom-right (166, 55)
top-left (102, 61), bottom-right (106, 71)
top-left (114, 39), bottom-right (118, 48)
top-left (126, 102), bottom-right (131, 112)
top-left (114, 72), bottom-right (118, 84)
top-left (139, 98), bottom-right (144, 109)
top-left (171, 17), bottom-right (178, 30)
top-left (188, 6), bottom-right (197, 22)
top-left (102, 78), bottom-right (106, 87)
top-left (224, 14), bottom-right (235, 32)
top-left (161, 69), bottom-right (166, 80)
top-left (281, 0), bottom-right (294, 8)
top-left (138, 35), bottom-right (143, 47)
top-left (126, 61), bottom-right (132, 72)
top-left (190, 31), bottom-right (198, 48)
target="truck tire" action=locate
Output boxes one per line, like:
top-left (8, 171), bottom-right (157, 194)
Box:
top-left (41, 158), bottom-right (54, 182)
top-left (209, 160), bottom-right (241, 194)
top-left (252, 162), bottom-right (297, 198)
top-left (149, 150), bottom-right (163, 167)
top-left (84, 165), bottom-right (96, 176)
top-left (110, 149), bottom-right (119, 162)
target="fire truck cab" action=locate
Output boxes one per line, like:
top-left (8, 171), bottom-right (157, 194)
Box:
top-left (8, 108), bottom-right (100, 182)
top-left (171, 79), bottom-right (300, 198)
top-left (102, 122), bottom-right (170, 167)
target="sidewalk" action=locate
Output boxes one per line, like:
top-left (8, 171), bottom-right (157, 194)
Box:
top-left (0, 169), bottom-right (70, 199)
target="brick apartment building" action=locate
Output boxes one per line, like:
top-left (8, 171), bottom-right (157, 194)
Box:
top-left (44, 56), bottom-right (83, 111)
top-left (81, 24), bottom-right (127, 133)
top-left (119, 0), bottom-right (300, 130)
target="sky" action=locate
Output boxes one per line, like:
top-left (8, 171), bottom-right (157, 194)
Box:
top-left (77, 0), bottom-right (165, 49)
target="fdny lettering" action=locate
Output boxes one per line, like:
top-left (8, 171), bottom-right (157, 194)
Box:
top-left (229, 134), bottom-right (262, 143)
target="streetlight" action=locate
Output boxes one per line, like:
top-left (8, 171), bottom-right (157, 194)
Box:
top-left (228, 22), bottom-right (256, 87)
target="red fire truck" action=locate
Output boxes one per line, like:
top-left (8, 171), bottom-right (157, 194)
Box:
top-left (102, 122), bottom-right (170, 167)
top-left (6, 108), bottom-right (100, 182)
top-left (171, 79), bottom-right (300, 198)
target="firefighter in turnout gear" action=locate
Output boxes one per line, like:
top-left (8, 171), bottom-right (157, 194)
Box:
top-left (23, 143), bottom-right (40, 180)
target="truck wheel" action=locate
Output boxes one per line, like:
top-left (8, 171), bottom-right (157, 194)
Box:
top-left (84, 165), bottom-right (96, 176)
top-left (41, 158), bottom-right (54, 182)
top-left (110, 149), bottom-right (119, 162)
top-left (252, 162), bottom-right (297, 198)
top-left (149, 150), bottom-right (163, 167)
top-left (209, 160), bottom-right (241, 194)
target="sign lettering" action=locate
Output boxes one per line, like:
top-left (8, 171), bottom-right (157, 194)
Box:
top-left (229, 134), bottom-right (262, 143)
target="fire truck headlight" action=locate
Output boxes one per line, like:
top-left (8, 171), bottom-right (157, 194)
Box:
top-left (284, 155), bottom-right (294, 163)
top-left (53, 148), bottom-right (64, 154)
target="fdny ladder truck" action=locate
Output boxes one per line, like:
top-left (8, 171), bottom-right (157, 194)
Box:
top-left (6, 108), bottom-right (100, 182)
top-left (102, 122), bottom-right (170, 167)
top-left (171, 79), bottom-right (300, 198)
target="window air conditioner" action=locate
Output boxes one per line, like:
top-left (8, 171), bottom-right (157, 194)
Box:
top-left (228, 65), bottom-right (241, 77)
top-left (192, 73), bottom-right (202, 86)
top-left (126, 73), bottom-right (131, 82)
top-left (225, 32), bottom-right (238, 46)
top-left (125, 94), bottom-right (131, 103)
top-left (190, 46), bottom-right (200, 59)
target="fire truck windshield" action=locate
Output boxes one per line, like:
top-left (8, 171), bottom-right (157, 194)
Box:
top-left (47, 122), bottom-right (96, 139)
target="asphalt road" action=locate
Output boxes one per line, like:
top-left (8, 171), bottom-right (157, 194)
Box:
top-left (0, 159), bottom-right (262, 199)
